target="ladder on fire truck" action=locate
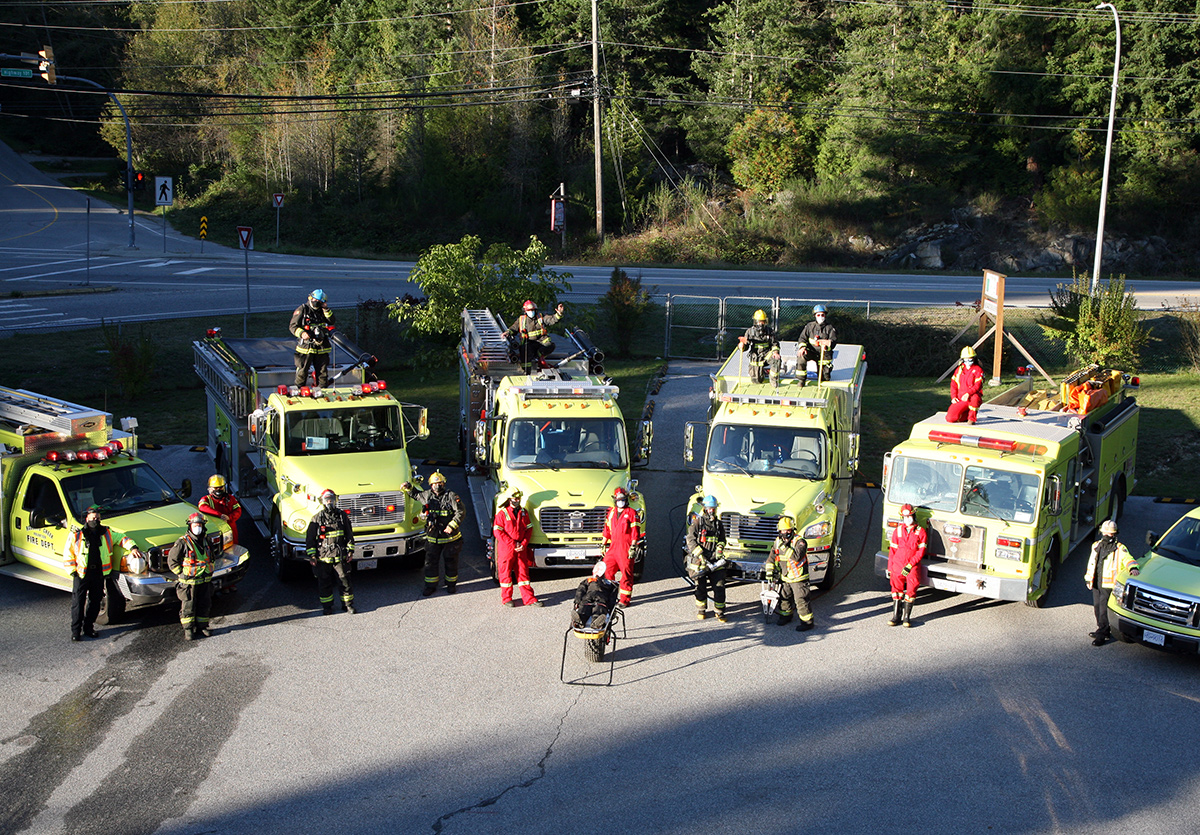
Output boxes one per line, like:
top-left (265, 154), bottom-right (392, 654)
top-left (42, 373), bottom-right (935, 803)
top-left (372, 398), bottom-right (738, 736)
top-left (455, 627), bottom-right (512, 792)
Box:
top-left (0, 387), bottom-right (109, 451)
top-left (461, 309), bottom-right (518, 374)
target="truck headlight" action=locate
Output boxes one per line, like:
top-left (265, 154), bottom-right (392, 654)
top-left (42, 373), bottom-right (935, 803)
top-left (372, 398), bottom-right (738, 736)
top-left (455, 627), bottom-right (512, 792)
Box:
top-left (1112, 579), bottom-right (1126, 606)
top-left (803, 521), bottom-right (830, 539)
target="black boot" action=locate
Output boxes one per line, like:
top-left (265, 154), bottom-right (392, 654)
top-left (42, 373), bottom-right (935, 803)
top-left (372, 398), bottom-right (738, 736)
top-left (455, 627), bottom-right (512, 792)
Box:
top-left (777, 612), bottom-right (793, 627)
top-left (888, 599), bottom-right (902, 627)
top-left (345, 602), bottom-right (357, 614)
top-left (901, 599), bottom-right (914, 628)
top-left (796, 618), bottom-right (814, 632)
top-left (422, 584), bottom-right (436, 597)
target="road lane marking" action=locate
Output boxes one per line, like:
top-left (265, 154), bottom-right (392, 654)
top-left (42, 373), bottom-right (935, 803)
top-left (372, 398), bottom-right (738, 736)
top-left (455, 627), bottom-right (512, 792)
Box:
top-left (175, 267), bottom-right (218, 275)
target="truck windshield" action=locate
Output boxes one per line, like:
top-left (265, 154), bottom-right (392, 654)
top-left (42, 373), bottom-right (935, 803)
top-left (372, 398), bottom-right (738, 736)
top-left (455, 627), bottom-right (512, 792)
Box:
top-left (505, 418), bottom-right (628, 470)
top-left (61, 463), bottom-right (182, 518)
top-left (886, 456), bottom-right (962, 511)
top-left (705, 424), bottom-right (825, 479)
top-left (285, 406), bottom-right (403, 455)
top-left (1153, 515), bottom-right (1200, 567)
top-left (960, 466), bottom-right (1039, 523)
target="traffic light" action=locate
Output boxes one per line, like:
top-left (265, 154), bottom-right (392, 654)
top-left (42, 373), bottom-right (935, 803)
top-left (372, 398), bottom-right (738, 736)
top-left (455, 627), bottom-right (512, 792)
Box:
top-left (133, 171), bottom-right (146, 191)
top-left (38, 46), bottom-right (55, 85)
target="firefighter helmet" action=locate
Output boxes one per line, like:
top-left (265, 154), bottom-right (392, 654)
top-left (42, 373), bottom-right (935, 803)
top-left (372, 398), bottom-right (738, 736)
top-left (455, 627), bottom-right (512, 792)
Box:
top-left (777, 516), bottom-right (794, 532)
top-left (428, 471), bottom-right (447, 487)
top-left (1101, 519), bottom-right (1118, 535)
top-left (613, 487), bottom-right (628, 501)
top-left (702, 495), bottom-right (718, 509)
top-left (187, 512), bottom-right (206, 526)
top-left (753, 309), bottom-right (768, 324)
top-left (813, 304), bottom-right (827, 315)
top-left (900, 503), bottom-right (915, 516)
top-left (208, 474), bottom-right (227, 491)
top-left (523, 299), bottom-right (537, 313)
top-left (320, 488), bottom-right (337, 504)
top-left (510, 488), bottom-right (523, 501)
top-left (310, 289), bottom-right (326, 302)
top-left (960, 346), bottom-right (977, 360)
top-left (85, 504), bottom-right (102, 516)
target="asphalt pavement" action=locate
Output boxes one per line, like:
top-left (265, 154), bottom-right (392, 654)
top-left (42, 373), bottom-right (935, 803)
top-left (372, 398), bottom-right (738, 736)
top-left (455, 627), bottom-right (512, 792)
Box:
top-left (2, 362), bottom-right (1200, 835)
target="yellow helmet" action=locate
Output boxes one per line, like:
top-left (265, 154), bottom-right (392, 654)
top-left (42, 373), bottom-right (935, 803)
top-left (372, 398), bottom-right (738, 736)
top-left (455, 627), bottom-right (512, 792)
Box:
top-left (960, 346), bottom-right (977, 360)
top-left (208, 474), bottom-right (227, 490)
top-left (428, 471), bottom-right (447, 486)
top-left (777, 516), bottom-right (794, 532)
top-left (753, 309), bottom-right (768, 324)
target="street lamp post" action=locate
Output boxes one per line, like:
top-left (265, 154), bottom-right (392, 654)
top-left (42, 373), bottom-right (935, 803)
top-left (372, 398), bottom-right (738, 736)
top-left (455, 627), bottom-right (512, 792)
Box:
top-left (1092, 2), bottom-right (1121, 292)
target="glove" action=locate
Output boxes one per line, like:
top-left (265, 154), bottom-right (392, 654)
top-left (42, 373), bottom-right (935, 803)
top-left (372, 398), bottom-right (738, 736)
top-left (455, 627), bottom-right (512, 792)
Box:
top-left (902, 564), bottom-right (912, 576)
top-left (1129, 567), bottom-right (1140, 576)
top-left (401, 482), bottom-right (411, 492)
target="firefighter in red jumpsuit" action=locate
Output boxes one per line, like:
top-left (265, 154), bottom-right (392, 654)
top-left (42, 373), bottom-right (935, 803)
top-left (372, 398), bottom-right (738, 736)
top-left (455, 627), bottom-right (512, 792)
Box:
top-left (947, 346), bottom-right (984, 425)
top-left (602, 487), bottom-right (642, 606)
top-left (493, 489), bottom-right (541, 607)
top-left (887, 503), bottom-right (927, 627)
top-left (197, 474), bottom-right (243, 546)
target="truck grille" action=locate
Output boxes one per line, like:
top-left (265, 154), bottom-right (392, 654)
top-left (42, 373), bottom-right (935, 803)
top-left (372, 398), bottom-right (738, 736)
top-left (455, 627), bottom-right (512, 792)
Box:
top-left (721, 512), bottom-right (777, 546)
top-left (342, 492), bottom-right (407, 526)
top-left (539, 507), bottom-right (607, 534)
top-left (1129, 584), bottom-right (1200, 627)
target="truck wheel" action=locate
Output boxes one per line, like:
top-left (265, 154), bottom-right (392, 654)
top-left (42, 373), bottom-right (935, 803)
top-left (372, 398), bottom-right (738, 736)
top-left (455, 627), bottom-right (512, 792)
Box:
top-left (1112, 481), bottom-right (1125, 522)
top-left (1026, 546), bottom-right (1057, 608)
top-left (486, 539), bottom-right (499, 585)
top-left (584, 636), bottom-right (606, 663)
top-left (272, 516), bottom-right (301, 582)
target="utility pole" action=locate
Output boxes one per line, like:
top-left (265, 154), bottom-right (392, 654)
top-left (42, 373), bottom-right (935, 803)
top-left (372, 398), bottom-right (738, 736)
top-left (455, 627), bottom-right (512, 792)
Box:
top-left (1092, 2), bottom-right (1121, 292)
top-left (591, 0), bottom-right (603, 241)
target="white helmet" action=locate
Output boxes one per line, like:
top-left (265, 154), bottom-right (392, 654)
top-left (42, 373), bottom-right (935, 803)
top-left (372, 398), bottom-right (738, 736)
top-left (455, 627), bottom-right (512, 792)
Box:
top-left (592, 560), bottom-right (607, 577)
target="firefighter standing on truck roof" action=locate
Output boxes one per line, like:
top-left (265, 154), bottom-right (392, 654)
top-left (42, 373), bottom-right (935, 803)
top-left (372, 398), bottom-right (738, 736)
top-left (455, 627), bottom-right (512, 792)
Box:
top-left (306, 489), bottom-right (356, 615)
top-left (602, 487), bottom-right (642, 607)
top-left (169, 512), bottom-right (220, 640)
top-left (798, 305), bottom-right (838, 382)
top-left (887, 503), bottom-right (926, 628)
top-left (65, 505), bottom-right (137, 643)
top-left (765, 517), bottom-right (814, 631)
top-left (739, 309), bottom-right (781, 385)
top-left (1085, 519), bottom-right (1138, 646)
top-left (947, 346), bottom-right (984, 425)
top-left (493, 489), bottom-right (541, 607)
top-left (686, 495), bottom-right (729, 623)
top-left (290, 288), bottom-right (335, 387)
top-left (504, 300), bottom-right (565, 368)
top-left (198, 475), bottom-right (243, 547)
top-left (403, 472), bottom-right (465, 596)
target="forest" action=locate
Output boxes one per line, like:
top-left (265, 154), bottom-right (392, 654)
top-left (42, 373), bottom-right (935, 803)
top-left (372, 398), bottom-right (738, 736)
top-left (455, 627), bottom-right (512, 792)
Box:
top-left (2, 1), bottom-right (1199, 264)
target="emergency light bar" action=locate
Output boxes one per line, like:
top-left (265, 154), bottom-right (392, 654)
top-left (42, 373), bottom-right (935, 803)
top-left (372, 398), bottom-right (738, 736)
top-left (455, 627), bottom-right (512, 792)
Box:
top-left (928, 430), bottom-right (1048, 456)
top-left (509, 384), bottom-right (618, 400)
top-left (275, 381), bottom-right (389, 399)
top-left (718, 392), bottom-right (828, 409)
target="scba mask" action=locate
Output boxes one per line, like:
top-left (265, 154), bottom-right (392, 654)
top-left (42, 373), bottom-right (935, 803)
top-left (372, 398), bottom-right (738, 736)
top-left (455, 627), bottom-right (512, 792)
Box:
top-left (616, 498), bottom-right (627, 508)
top-left (190, 523), bottom-right (205, 536)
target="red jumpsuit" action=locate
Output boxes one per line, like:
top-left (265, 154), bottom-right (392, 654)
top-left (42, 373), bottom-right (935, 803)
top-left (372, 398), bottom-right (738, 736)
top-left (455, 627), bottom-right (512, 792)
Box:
top-left (602, 506), bottom-right (641, 606)
top-left (888, 522), bottom-right (927, 600)
top-left (947, 361), bottom-right (984, 424)
top-left (198, 492), bottom-right (243, 546)
top-left (494, 503), bottom-right (538, 605)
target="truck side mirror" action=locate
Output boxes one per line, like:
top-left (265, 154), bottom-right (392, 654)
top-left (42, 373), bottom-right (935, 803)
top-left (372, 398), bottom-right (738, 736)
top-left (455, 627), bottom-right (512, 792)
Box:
top-left (473, 419), bottom-right (488, 466)
top-left (29, 509), bottom-right (48, 528)
top-left (403, 404), bottom-right (430, 442)
top-left (179, 478), bottom-right (193, 500)
top-left (633, 419), bottom-right (653, 469)
top-left (1047, 474), bottom-right (1062, 516)
top-left (848, 432), bottom-right (861, 471)
top-left (683, 421), bottom-right (705, 470)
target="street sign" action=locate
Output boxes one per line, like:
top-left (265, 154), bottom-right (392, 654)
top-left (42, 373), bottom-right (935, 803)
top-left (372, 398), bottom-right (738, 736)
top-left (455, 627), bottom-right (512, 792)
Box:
top-left (272, 193), bottom-right (284, 208)
top-left (199, 216), bottom-right (208, 240)
top-left (155, 177), bottom-right (173, 206)
top-left (1, 68), bottom-right (33, 79)
top-left (237, 226), bottom-right (254, 251)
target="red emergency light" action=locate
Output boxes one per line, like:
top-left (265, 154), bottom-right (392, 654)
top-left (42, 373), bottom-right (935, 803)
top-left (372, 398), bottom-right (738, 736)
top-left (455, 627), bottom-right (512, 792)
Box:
top-left (300, 386), bottom-right (312, 398)
top-left (996, 536), bottom-right (1023, 548)
top-left (928, 430), bottom-right (1017, 452)
top-left (107, 440), bottom-right (124, 453)
top-left (76, 450), bottom-right (95, 462)
top-left (206, 328), bottom-right (221, 339)
top-left (1016, 366), bottom-right (1029, 376)
top-left (277, 385), bottom-right (289, 395)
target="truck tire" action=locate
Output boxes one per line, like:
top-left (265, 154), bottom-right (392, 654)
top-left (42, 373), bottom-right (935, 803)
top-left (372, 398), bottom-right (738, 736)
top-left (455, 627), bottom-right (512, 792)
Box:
top-left (1112, 479), bottom-right (1126, 522)
top-left (1026, 539), bottom-right (1058, 608)
top-left (584, 636), bottom-right (606, 663)
top-left (272, 515), bottom-right (302, 582)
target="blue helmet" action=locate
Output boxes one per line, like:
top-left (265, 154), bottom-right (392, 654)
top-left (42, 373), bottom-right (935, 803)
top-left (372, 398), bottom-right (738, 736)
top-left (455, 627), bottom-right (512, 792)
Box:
top-left (311, 289), bottom-right (326, 302)
top-left (702, 495), bottom-right (718, 508)
top-left (813, 304), bottom-right (827, 314)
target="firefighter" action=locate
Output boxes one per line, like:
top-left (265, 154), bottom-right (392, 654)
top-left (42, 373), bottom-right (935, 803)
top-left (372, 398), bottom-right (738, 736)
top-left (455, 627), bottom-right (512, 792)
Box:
top-left (1085, 519), bottom-right (1139, 646)
top-left (887, 503), bottom-right (927, 627)
top-left (290, 288), bottom-right (335, 386)
top-left (494, 489), bottom-right (541, 607)
top-left (764, 516), bottom-right (813, 631)
top-left (602, 487), bottom-right (642, 606)
top-left (798, 304), bottom-right (837, 382)
top-left (197, 474), bottom-right (243, 547)
top-left (572, 561), bottom-right (617, 629)
top-left (65, 505), bottom-right (137, 642)
top-left (947, 346), bottom-right (984, 425)
top-left (738, 309), bottom-right (781, 385)
top-left (168, 512), bottom-right (220, 639)
top-left (305, 489), bottom-right (356, 615)
top-left (504, 299), bottom-right (565, 368)
top-left (402, 471), bottom-right (465, 596)
top-left (686, 495), bottom-right (729, 622)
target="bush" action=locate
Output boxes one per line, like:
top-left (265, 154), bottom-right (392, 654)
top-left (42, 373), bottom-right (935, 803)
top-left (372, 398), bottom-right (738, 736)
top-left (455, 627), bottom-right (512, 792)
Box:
top-left (599, 268), bottom-right (654, 357)
top-left (1040, 272), bottom-right (1149, 369)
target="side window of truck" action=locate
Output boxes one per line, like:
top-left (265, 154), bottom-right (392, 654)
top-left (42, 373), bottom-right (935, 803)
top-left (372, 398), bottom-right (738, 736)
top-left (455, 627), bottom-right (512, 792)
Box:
top-left (22, 474), bottom-right (67, 528)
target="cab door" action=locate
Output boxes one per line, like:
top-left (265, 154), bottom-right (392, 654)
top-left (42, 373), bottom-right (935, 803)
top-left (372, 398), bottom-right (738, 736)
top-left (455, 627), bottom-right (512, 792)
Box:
top-left (11, 472), bottom-right (72, 579)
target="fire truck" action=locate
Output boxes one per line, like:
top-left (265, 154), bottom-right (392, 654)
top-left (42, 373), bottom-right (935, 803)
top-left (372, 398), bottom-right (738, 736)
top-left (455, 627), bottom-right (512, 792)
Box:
top-left (193, 328), bottom-right (428, 580)
top-left (0, 387), bottom-right (248, 620)
top-left (459, 309), bottom-right (652, 578)
top-left (682, 341), bottom-right (866, 588)
top-left (876, 364), bottom-right (1140, 607)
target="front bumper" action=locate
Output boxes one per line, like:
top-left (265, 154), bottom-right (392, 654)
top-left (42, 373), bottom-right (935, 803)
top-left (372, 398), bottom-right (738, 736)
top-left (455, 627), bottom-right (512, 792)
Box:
top-left (279, 531), bottom-right (425, 562)
top-left (874, 552), bottom-right (1028, 602)
top-left (533, 544), bottom-right (605, 569)
top-left (1112, 612), bottom-right (1200, 654)
top-left (118, 545), bottom-right (252, 599)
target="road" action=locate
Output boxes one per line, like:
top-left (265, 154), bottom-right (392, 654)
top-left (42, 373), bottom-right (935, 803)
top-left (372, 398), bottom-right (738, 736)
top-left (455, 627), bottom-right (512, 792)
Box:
top-left (2, 360), bottom-right (1199, 835)
top-left (4, 141), bottom-right (1200, 334)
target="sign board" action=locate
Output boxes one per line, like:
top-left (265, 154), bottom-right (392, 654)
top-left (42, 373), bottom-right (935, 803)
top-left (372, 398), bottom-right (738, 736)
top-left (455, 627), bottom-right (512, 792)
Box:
top-left (199, 216), bottom-right (208, 240)
top-left (550, 197), bottom-right (564, 232)
top-left (1, 68), bottom-right (34, 79)
top-left (982, 270), bottom-right (1006, 385)
top-left (272, 193), bottom-right (284, 208)
top-left (237, 226), bottom-right (254, 251)
top-left (154, 177), bottom-right (173, 206)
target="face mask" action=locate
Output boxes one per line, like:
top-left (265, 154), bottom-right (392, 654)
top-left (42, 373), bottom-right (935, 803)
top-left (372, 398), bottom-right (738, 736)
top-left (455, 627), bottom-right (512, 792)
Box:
top-left (86, 516), bottom-right (100, 528)
top-left (616, 499), bottom-right (627, 508)
top-left (815, 315), bottom-right (826, 323)
top-left (190, 524), bottom-right (204, 536)
top-left (902, 515), bottom-right (914, 525)
top-left (964, 358), bottom-right (974, 365)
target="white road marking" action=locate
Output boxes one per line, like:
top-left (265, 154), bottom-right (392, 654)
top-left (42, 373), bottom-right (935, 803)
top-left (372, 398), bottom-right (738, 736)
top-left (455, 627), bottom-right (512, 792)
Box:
top-left (175, 267), bottom-right (218, 275)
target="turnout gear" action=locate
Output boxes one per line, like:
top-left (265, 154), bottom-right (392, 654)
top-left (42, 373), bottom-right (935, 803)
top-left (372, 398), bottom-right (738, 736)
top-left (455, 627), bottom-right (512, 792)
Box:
top-left (168, 525), bottom-right (220, 636)
top-left (494, 498), bottom-right (539, 606)
top-left (686, 503), bottom-right (728, 619)
top-left (306, 502), bottom-right (356, 614)
top-left (948, 356), bottom-right (984, 424)
top-left (602, 497), bottom-right (642, 606)
top-left (573, 572), bottom-right (618, 629)
top-left (66, 510), bottom-right (133, 641)
top-left (765, 532), bottom-right (813, 630)
top-left (503, 303), bottom-right (563, 368)
top-left (1085, 523), bottom-right (1137, 644)
top-left (403, 477), bottom-right (465, 594)
top-left (798, 308), bottom-right (837, 382)
top-left (887, 511), bottom-right (927, 627)
top-left (739, 318), bottom-right (781, 385)
top-left (198, 476), bottom-right (243, 546)
top-left (290, 294), bottom-right (335, 386)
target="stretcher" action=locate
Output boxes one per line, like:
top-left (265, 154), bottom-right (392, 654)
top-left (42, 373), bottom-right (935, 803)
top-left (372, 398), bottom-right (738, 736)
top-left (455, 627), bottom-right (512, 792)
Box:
top-left (560, 597), bottom-right (627, 687)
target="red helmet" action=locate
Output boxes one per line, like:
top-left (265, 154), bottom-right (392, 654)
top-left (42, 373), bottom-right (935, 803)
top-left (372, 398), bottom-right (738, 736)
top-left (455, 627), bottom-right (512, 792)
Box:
top-left (320, 489), bottom-right (337, 503)
top-left (187, 512), bottom-right (206, 526)
top-left (613, 487), bottom-right (628, 500)
top-left (900, 503), bottom-right (914, 515)
top-left (523, 300), bottom-right (536, 312)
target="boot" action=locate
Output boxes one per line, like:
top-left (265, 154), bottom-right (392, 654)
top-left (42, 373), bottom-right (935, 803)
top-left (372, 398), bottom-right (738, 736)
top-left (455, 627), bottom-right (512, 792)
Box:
top-left (322, 605), bottom-right (333, 615)
top-left (444, 583), bottom-right (456, 594)
top-left (345, 603), bottom-right (357, 615)
top-left (887, 598), bottom-right (902, 627)
top-left (695, 605), bottom-right (707, 621)
top-left (796, 618), bottom-right (814, 632)
top-left (194, 627), bottom-right (211, 639)
top-left (503, 600), bottom-right (516, 608)
top-left (777, 612), bottom-right (793, 627)
top-left (183, 628), bottom-right (195, 641)
top-left (901, 599), bottom-right (914, 628)
top-left (715, 608), bottom-right (728, 623)
top-left (422, 584), bottom-right (436, 597)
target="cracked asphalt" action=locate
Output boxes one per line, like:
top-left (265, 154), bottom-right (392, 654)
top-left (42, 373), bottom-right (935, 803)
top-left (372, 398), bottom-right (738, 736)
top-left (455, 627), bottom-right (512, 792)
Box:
top-left (2, 362), bottom-right (1200, 834)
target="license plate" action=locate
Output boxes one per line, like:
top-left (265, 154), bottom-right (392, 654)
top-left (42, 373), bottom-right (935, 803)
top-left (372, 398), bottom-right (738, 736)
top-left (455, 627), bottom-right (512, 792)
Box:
top-left (1143, 629), bottom-right (1166, 646)
top-left (355, 559), bottom-right (378, 571)
top-left (565, 548), bottom-right (591, 561)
